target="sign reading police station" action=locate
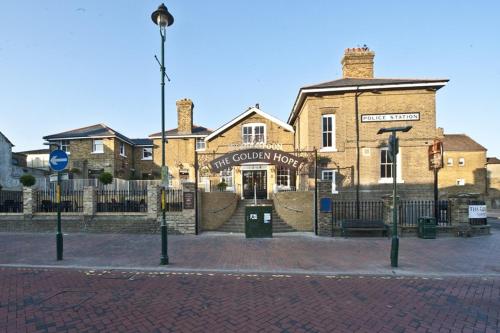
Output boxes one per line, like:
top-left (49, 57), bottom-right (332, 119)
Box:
top-left (361, 112), bottom-right (420, 122)
top-left (210, 149), bottom-right (307, 172)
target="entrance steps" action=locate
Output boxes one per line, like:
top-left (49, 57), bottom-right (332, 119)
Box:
top-left (217, 199), bottom-right (296, 233)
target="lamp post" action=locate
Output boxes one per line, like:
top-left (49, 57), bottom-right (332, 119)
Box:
top-left (377, 125), bottom-right (412, 267)
top-left (151, 3), bottom-right (174, 265)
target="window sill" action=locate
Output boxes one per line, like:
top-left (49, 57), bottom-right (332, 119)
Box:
top-left (142, 158), bottom-right (153, 161)
top-left (120, 154), bottom-right (127, 158)
top-left (378, 178), bottom-right (404, 184)
top-left (195, 148), bottom-right (206, 152)
top-left (91, 151), bottom-right (104, 154)
top-left (319, 147), bottom-right (337, 153)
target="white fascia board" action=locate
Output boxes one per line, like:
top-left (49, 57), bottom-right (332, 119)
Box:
top-left (46, 136), bottom-right (136, 146)
top-left (149, 135), bottom-right (208, 139)
top-left (205, 107), bottom-right (294, 142)
top-left (287, 81), bottom-right (449, 124)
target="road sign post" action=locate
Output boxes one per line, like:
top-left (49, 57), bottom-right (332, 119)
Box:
top-left (49, 149), bottom-right (68, 261)
top-left (377, 126), bottom-right (412, 268)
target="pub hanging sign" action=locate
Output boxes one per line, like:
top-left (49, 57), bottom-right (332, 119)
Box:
top-left (209, 149), bottom-right (307, 172)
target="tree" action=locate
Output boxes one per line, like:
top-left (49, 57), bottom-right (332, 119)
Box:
top-left (20, 174), bottom-right (36, 187)
top-left (216, 180), bottom-right (227, 192)
top-left (99, 172), bottom-right (113, 185)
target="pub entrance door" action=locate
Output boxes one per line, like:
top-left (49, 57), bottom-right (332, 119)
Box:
top-left (242, 170), bottom-right (267, 199)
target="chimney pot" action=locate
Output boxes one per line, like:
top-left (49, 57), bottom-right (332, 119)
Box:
top-left (341, 46), bottom-right (375, 79)
top-left (176, 98), bottom-right (194, 134)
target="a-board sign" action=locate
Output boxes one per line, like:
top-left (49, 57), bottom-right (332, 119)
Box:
top-left (469, 205), bottom-right (487, 219)
top-left (183, 192), bottom-right (195, 210)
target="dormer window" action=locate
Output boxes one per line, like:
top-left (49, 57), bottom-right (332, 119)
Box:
top-left (242, 123), bottom-right (266, 144)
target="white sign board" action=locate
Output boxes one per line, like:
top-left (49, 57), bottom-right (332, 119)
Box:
top-left (361, 113), bottom-right (420, 122)
top-left (264, 213), bottom-right (271, 224)
top-left (468, 205), bottom-right (487, 219)
top-left (49, 173), bottom-right (69, 182)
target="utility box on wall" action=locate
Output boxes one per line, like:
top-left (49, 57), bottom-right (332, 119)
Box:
top-left (245, 205), bottom-right (273, 238)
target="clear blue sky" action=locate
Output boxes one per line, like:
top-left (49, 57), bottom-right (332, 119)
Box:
top-left (1, 1), bottom-right (499, 157)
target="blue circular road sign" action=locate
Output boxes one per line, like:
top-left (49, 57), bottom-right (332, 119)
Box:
top-left (49, 150), bottom-right (69, 172)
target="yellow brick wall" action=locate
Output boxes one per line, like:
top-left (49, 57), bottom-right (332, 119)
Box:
top-left (439, 151), bottom-right (487, 195)
top-left (152, 137), bottom-right (196, 187)
top-left (63, 138), bottom-right (116, 177)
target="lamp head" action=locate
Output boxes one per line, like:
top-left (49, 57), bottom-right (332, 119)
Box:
top-left (151, 3), bottom-right (174, 27)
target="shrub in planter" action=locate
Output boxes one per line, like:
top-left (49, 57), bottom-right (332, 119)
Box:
top-left (98, 172), bottom-right (113, 185)
top-left (216, 181), bottom-right (227, 192)
top-left (20, 174), bottom-right (36, 187)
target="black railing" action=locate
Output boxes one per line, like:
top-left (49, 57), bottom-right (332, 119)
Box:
top-left (0, 190), bottom-right (23, 213)
top-left (398, 200), bottom-right (450, 226)
top-left (96, 190), bottom-right (148, 213)
top-left (331, 201), bottom-right (384, 226)
top-left (36, 190), bottom-right (84, 213)
top-left (165, 189), bottom-right (183, 212)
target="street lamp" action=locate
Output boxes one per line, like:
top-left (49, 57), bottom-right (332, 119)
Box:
top-left (151, 3), bottom-right (174, 265)
top-left (377, 125), bottom-right (412, 268)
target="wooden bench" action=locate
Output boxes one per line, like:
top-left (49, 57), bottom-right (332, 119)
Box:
top-left (340, 219), bottom-right (389, 237)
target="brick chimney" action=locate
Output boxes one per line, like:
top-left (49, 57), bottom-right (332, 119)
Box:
top-left (341, 47), bottom-right (375, 79)
top-left (176, 98), bottom-right (193, 134)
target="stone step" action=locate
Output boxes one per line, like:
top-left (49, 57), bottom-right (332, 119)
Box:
top-left (217, 199), bottom-right (296, 233)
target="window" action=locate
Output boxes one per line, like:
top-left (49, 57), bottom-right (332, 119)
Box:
top-left (60, 140), bottom-right (70, 153)
top-left (321, 114), bottom-right (335, 150)
top-left (380, 148), bottom-right (393, 179)
top-left (379, 147), bottom-right (403, 183)
top-left (458, 158), bottom-right (465, 167)
top-left (92, 139), bottom-right (103, 153)
top-left (196, 138), bottom-right (206, 151)
top-left (220, 168), bottom-right (233, 187)
top-left (321, 169), bottom-right (337, 193)
top-left (142, 147), bottom-right (153, 160)
top-left (119, 142), bottom-right (126, 156)
top-left (456, 179), bottom-right (465, 186)
top-left (447, 157), bottom-right (453, 166)
top-left (242, 124), bottom-right (266, 144)
top-left (277, 166), bottom-right (291, 187)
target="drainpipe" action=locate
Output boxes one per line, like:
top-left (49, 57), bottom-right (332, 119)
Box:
top-left (355, 87), bottom-right (361, 219)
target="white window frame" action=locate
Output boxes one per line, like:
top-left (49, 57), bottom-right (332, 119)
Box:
top-left (119, 142), bottom-right (126, 157)
top-left (458, 157), bottom-right (465, 167)
top-left (321, 169), bottom-right (338, 194)
top-left (456, 178), bottom-right (465, 186)
top-left (276, 166), bottom-right (291, 188)
top-left (447, 157), bottom-right (453, 166)
top-left (320, 114), bottom-right (336, 152)
top-left (142, 147), bottom-right (153, 160)
top-left (92, 139), bottom-right (104, 154)
top-left (220, 168), bottom-right (234, 190)
top-left (59, 140), bottom-right (70, 154)
top-left (195, 138), bottom-right (206, 151)
top-left (242, 123), bottom-right (266, 144)
top-left (378, 147), bottom-right (403, 183)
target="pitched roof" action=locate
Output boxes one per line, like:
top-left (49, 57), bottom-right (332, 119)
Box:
top-left (205, 107), bottom-right (294, 142)
top-left (302, 78), bottom-right (449, 89)
top-left (0, 131), bottom-right (14, 146)
top-left (149, 125), bottom-right (212, 138)
top-left (130, 138), bottom-right (154, 146)
top-left (288, 77), bottom-right (449, 124)
top-left (443, 134), bottom-right (487, 152)
top-left (15, 148), bottom-right (50, 155)
top-left (487, 157), bottom-right (500, 164)
top-left (43, 124), bottom-right (135, 145)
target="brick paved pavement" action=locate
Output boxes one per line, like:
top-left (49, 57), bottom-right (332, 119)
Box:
top-left (1, 218), bottom-right (500, 276)
top-left (0, 267), bottom-right (499, 333)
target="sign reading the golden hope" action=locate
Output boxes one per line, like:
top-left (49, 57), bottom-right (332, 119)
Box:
top-left (210, 149), bottom-right (308, 172)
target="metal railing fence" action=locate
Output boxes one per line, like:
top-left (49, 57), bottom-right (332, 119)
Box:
top-left (0, 190), bottom-right (23, 213)
top-left (35, 190), bottom-right (83, 213)
top-left (96, 190), bottom-right (148, 213)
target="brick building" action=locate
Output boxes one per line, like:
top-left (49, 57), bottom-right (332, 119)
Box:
top-left (439, 133), bottom-right (487, 196)
top-left (288, 47), bottom-right (449, 200)
top-left (43, 124), bottom-right (155, 180)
